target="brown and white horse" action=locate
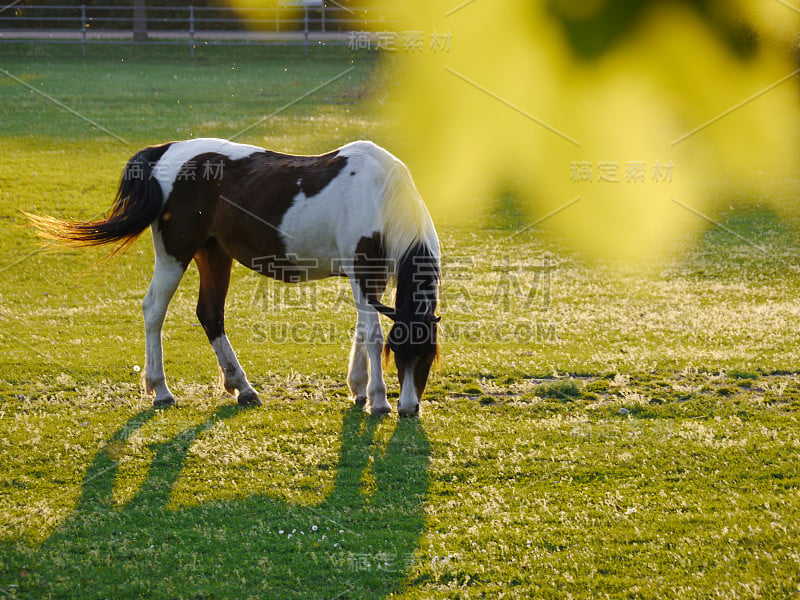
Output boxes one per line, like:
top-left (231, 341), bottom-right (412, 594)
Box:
top-left (29, 138), bottom-right (440, 416)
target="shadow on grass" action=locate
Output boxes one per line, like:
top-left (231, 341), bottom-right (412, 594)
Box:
top-left (0, 405), bottom-right (430, 599)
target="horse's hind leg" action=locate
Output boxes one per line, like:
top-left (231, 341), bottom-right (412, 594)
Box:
top-left (143, 235), bottom-right (187, 407)
top-left (194, 239), bottom-right (261, 407)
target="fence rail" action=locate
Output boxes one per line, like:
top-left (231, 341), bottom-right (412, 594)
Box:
top-left (0, 4), bottom-right (397, 55)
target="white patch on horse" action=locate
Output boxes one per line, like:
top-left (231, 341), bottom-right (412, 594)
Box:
top-left (279, 155), bottom-right (381, 278)
top-left (397, 367), bottom-right (420, 416)
top-left (153, 137), bottom-right (264, 202)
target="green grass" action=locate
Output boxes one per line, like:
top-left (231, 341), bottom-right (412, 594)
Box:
top-left (2, 45), bottom-right (800, 599)
top-left (0, 43), bottom-right (377, 146)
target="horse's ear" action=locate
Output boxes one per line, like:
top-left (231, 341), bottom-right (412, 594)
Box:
top-left (369, 300), bottom-right (397, 321)
top-left (430, 315), bottom-right (441, 323)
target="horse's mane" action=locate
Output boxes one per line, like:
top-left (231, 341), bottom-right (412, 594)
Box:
top-left (378, 159), bottom-right (439, 275)
top-left (377, 155), bottom-right (441, 363)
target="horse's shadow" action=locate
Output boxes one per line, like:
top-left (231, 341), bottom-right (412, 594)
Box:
top-left (1, 405), bottom-right (430, 599)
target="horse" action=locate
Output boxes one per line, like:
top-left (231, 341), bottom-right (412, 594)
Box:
top-left (28, 138), bottom-right (441, 417)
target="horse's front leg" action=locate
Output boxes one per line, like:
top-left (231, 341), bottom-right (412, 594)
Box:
top-left (348, 314), bottom-right (389, 414)
top-left (347, 333), bottom-right (369, 407)
top-left (349, 281), bottom-right (390, 416)
top-left (362, 310), bottom-right (390, 415)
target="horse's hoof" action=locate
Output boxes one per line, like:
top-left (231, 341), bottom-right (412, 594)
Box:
top-left (153, 396), bottom-right (176, 409)
top-left (370, 404), bottom-right (392, 417)
top-left (238, 391), bottom-right (263, 407)
top-left (353, 395), bottom-right (367, 407)
top-left (398, 404), bottom-right (420, 418)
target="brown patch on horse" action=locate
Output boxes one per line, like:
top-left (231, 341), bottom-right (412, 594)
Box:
top-left (354, 231), bottom-right (389, 304)
top-left (214, 150), bottom-right (347, 280)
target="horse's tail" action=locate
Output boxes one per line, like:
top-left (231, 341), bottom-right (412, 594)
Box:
top-left (26, 144), bottom-right (168, 252)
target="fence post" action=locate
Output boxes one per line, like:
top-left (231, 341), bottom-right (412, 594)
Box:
top-left (321, 2), bottom-right (325, 33)
top-left (189, 5), bottom-right (195, 56)
top-left (132, 0), bottom-right (148, 42)
top-left (303, 5), bottom-right (309, 57)
top-left (81, 4), bottom-right (86, 57)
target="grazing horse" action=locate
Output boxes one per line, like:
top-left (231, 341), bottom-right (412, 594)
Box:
top-left (28, 138), bottom-right (440, 416)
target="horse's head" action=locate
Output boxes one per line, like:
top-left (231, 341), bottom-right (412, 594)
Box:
top-left (368, 238), bottom-right (440, 417)
top-left (373, 301), bottom-right (440, 417)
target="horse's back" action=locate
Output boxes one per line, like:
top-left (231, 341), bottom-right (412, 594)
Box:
top-left (147, 137), bottom-right (434, 281)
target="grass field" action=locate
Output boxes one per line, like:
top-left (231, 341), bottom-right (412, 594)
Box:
top-left (1, 44), bottom-right (800, 599)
